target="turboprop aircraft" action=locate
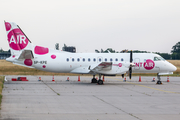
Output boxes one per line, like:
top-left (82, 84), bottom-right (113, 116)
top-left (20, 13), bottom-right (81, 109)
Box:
top-left (4, 22), bottom-right (177, 85)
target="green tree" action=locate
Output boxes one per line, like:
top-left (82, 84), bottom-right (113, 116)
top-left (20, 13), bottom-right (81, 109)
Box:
top-left (104, 48), bottom-right (116, 53)
top-left (155, 52), bottom-right (171, 60)
top-left (171, 41), bottom-right (180, 60)
top-left (95, 48), bottom-right (116, 53)
top-left (95, 49), bottom-right (100, 53)
top-left (171, 42), bottom-right (180, 53)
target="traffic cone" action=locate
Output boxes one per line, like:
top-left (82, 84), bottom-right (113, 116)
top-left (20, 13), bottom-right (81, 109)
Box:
top-left (4, 76), bottom-right (7, 81)
top-left (52, 75), bottom-right (55, 81)
top-left (167, 76), bottom-right (170, 82)
top-left (78, 76), bottom-right (80, 81)
top-left (103, 75), bottom-right (105, 81)
top-left (38, 77), bottom-right (41, 81)
top-left (66, 77), bottom-right (69, 81)
top-left (139, 76), bottom-right (141, 82)
top-left (123, 77), bottom-right (126, 82)
top-left (152, 78), bottom-right (155, 82)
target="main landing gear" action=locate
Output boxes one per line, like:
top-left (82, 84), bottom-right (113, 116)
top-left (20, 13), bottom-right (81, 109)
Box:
top-left (91, 74), bottom-right (104, 85)
top-left (97, 74), bottom-right (103, 85)
top-left (156, 74), bottom-right (162, 85)
top-left (91, 75), bottom-right (97, 83)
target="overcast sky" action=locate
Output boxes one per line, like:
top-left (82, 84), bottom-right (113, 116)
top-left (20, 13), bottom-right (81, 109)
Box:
top-left (0, 0), bottom-right (180, 53)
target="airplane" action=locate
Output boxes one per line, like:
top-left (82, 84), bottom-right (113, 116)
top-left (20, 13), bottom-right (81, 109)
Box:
top-left (4, 21), bottom-right (177, 85)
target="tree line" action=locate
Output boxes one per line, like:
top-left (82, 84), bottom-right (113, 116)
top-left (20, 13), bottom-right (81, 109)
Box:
top-left (95, 41), bottom-right (180, 60)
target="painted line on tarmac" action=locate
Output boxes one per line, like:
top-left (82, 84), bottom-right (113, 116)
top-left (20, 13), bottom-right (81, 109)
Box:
top-left (112, 78), bottom-right (180, 94)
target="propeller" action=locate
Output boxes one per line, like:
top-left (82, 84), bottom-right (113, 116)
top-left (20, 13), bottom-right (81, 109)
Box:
top-left (122, 74), bottom-right (124, 78)
top-left (129, 50), bottom-right (133, 80)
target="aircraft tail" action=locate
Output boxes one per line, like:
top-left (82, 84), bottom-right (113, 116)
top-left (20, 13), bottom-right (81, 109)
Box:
top-left (4, 22), bottom-right (34, 61)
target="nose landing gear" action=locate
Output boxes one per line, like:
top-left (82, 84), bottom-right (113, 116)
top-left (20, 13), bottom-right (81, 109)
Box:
top-left (156, 74), bottom-right (162, 85)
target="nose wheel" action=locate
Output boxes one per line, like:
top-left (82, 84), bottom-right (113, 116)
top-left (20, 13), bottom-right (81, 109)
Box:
top-left (157, 80), bottom-right (162, 84)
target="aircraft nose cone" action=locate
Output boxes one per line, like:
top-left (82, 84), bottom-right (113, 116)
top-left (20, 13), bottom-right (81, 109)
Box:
top-left (173, 65), bottom-right (177, 72)
top-left (170, 64), bottom-right (177, 72)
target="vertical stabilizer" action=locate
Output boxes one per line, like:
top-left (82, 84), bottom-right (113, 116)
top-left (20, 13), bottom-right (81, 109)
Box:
top-left (4, 22), bottom-right (33, 59)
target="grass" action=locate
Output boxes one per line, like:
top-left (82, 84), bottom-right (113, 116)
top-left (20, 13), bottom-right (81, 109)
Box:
top-left (168, 60), bottom-right (180, 75)
top-left (0, 76), bottom-right (4, 108)
top-left (0, 59), bottom-right (179, 76)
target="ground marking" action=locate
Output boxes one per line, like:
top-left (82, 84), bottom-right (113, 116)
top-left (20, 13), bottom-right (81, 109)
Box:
top-left (111, 77), bottom-right (180, 94)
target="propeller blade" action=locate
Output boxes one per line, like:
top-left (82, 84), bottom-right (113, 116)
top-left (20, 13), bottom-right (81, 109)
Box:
top-left (129, 50), bottom-right (133, 80)
top-left (130, 50), bottom-right (132, 63)
top-left (129, 67), bottom-right (132, 80)
top-left (122, 74), bottom-right (124, 78)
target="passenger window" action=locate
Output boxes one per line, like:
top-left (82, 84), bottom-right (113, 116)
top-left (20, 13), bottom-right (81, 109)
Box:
top-left (72, 58), bottom-right (74, 62)
top-left (104, 58), bottom-right (107, 61)
top-left (110, 58), bottom-right (113, 61)
top-left (121, 58), bottom-right (123, 61)
top-left (67, 58), bottom-right (69, 62)
top-left (99, 58), bottom-right (101, 62)
top-left (93, 58), bottom-right (96, 62)
top-left (115, 58), bottom-right (118, 61)
top-left (77, 58), bottom-right (80, 62)
top-left (88, 58), bottom-right (90, 62)
top-left (83, 58), bottom-right (85, 62)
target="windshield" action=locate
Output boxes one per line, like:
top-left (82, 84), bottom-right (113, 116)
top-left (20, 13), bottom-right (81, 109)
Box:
top-left (154, 57), bottom-right (165, 61)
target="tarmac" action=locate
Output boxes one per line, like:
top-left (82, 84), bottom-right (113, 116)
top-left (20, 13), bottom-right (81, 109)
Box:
top-left (1, 75), bottom-right (180, 120)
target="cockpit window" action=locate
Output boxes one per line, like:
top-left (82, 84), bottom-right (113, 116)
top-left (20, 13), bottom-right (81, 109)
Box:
top-left (160, 57), bottom-right (165, 61)
top-left (154, 57), bottom-right (160, 61)
top-left (154, 57), bottom-right (165, 61)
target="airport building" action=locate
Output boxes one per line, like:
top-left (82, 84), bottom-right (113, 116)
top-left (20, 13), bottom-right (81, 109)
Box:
top-left (62, 45), bottom-right (76, 53)
top-left (55, 43), bottom-right (76, 53)
top-left (0, 49), bottom-right (11, 59)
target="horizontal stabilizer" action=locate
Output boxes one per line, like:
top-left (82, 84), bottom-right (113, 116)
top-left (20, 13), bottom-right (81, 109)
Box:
top-left (18, 50), bottom-right (34, 59)
top-left (13, 63), bottom-right (35, 68)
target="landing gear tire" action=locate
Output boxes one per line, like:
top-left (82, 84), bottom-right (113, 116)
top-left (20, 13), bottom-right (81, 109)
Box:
top-left (91, 78), bottom-right (97, 83)
top-left (97, 80), bottom-right (103, 85)
top-left (157, 81), bottom-right (162, 84)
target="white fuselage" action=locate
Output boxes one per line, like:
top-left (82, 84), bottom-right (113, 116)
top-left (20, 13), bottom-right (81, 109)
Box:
top-left (11, 48), bottom-right (177, 75)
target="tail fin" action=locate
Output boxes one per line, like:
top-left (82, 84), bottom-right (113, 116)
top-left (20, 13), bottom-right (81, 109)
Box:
top-left (4, 22), bottom-right (33, 59)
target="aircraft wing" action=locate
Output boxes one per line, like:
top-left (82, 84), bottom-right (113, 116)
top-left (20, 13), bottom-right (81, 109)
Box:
top-left (70, 66), bottom-right (91, 74)
top-left (18, 50), bottom-right (34, 59)
top-left (70, 62), bottom-right (112, 74)
top-left (90, 62), bottom-right (112, 71)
